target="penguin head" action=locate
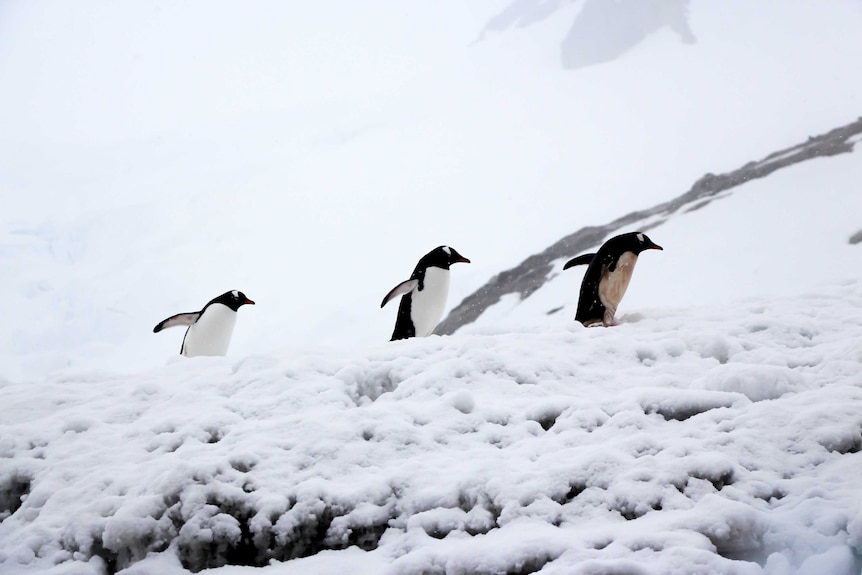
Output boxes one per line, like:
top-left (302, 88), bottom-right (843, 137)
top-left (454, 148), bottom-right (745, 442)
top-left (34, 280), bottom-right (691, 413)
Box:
top-left (422, 246), bottom-right (471, 270)
top-left (631, 232), bottom-right (663, 254)
top-left (211, 290), bottom-right (256, 311)
top-left (609, 232), bottom-right (663, 256)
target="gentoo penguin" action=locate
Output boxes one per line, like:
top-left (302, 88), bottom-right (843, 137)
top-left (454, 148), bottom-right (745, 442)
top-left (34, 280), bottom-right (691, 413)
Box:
top-left (563, 232), bottom-right (662, 327)
top-left (380, 246), bottom-right (470, 341)
top-left (153, 290), bottom-right (255, 356)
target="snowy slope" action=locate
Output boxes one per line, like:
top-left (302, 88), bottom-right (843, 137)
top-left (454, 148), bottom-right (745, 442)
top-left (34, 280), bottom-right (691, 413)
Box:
top-left (2, 1), bottom-right (862, 380)
top-left (2, 279), bottom-right (862, 575)
top-left (438, 119), bottom-right (862, 334)
top-left (458, 132), bottom-right (862, 333)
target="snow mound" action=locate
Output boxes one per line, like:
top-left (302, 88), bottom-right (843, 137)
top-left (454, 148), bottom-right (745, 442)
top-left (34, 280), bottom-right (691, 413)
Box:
top-left (1, 280), bottom-right (862, 575)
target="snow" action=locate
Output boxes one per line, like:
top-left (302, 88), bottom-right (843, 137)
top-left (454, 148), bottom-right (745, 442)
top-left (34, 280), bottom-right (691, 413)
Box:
top-left (2, 0), bottom-right (862, 573)
top-left (2, 0), bottom-right (862, 381)
top-left (1, 280), bottom-right (862, 574)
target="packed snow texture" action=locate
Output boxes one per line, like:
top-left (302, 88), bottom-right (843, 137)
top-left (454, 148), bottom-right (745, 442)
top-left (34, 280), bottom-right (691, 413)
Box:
top-left (2, 0), bottom-right (862, 381)
top-left (2, 280), bottom-right (862, 575)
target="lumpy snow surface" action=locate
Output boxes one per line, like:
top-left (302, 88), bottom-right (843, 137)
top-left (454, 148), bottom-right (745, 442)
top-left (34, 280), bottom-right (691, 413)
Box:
top-left (2, 280), bottom-right (861, 575)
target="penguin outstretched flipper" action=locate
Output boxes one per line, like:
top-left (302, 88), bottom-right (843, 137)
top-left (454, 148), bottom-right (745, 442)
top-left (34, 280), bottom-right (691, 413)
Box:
top-left (153, 312), bottom-right (201, 333)
top-left (381, 279), bottom-right (419, 308)
top-left (563, 253), bottom-right (596, 270)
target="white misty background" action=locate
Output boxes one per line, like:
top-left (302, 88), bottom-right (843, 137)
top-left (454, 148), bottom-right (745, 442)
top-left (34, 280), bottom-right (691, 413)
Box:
top-left (2, 0), bottom-right (860, 379)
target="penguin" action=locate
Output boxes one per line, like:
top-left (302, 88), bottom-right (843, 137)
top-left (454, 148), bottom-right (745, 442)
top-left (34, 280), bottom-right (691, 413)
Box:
top-left (563, 232), bottom-right (662, 327)
top-left (153, 290), bottom-right (255, 357)
top-left (380, 246), bottom-right (470, 341)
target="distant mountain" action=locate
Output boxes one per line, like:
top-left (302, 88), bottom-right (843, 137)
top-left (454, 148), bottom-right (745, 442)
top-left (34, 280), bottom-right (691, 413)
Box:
top-left (481, 0), bottom-right (696, 69)
top-left (437, 117), bottom-right (862, 335)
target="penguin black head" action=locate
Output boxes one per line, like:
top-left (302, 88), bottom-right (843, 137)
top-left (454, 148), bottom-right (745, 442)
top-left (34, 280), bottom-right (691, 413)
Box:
top-left (210, 290), bottom-right (256, 312)
top-left (625, 232), bottom-right (663, 255)
top-left (419, 246), bottom-right (471, 271)
top-left (595, 231), bottom-right (663, 259)
top-left (563, 232), bottom-right (662, 270)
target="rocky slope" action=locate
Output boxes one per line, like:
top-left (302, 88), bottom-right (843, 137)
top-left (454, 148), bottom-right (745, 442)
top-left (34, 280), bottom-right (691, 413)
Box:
top-left (437, 117), bottom-right (862, 335)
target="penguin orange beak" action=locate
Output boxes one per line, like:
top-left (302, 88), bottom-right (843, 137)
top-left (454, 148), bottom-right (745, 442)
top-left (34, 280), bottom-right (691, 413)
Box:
top-left (456, 256), bottom-right (471, 264)
top-left (244, 298), bottom-right (256, 305)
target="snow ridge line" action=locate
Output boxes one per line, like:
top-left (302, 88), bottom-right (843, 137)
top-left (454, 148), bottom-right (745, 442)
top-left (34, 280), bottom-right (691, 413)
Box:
top-left (436, 116), bottom-right (862, 335)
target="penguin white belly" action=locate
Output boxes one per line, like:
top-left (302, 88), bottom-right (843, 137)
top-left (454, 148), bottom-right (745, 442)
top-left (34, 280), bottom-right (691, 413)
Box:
top-left (598, 252), bottom-right (638, 325)
top-left (181, 304), bottom-right (238, 357)
top-left (410, 267), bottom-right (450, 337)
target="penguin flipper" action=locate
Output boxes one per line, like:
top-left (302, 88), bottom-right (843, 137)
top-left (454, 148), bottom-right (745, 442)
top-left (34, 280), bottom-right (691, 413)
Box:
top-left (153, 312), bottom-right (200, 333)
top-left (563, 253), bottom-right (596, 270)
top-left (380, 279), bottom-right (419, 308)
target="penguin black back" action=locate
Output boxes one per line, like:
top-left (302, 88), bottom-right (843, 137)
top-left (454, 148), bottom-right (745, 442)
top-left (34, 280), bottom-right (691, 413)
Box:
top-left (392, 294), bottom-right (418, 340)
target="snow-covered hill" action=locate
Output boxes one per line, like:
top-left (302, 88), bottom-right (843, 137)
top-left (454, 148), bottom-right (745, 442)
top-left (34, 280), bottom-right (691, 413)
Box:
top-left (2, 280), bottom-right (862, 575)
